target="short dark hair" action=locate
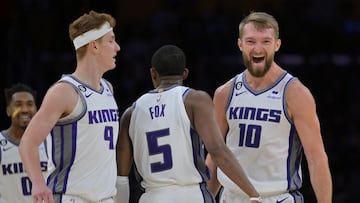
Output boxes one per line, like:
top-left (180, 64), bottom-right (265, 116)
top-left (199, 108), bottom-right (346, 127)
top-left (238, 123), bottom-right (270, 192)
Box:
top-left (4, 83), bottom-right (37, 106)
top-left (151, 45), bottom-right (186, 76)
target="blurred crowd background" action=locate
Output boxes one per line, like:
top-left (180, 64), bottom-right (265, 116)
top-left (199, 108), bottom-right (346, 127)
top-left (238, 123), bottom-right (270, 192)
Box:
top-left (1, 0), bottom-right (359, 202)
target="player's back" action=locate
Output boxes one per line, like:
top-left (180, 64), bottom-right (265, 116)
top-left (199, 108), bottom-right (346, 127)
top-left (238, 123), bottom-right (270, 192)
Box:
top-left (129, 85), bottom-right (210, 189)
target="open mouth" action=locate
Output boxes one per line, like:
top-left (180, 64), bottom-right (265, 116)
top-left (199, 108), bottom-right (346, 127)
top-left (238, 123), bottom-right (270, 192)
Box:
top-left (19, 115), bottom-right (31, 122)
top-left (252, 56), bottom-right (265, 63)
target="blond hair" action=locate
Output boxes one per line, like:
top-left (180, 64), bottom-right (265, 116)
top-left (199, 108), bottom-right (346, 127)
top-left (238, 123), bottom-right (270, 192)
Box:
top-left (239, 11), bottom-right (279, 39)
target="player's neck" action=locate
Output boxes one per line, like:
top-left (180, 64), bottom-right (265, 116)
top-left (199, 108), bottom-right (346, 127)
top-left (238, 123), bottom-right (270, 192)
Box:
top-left (156, 77), bottom-right (183, 89)
top-left (72, 70), bottom-right (102, 91)
top-left (3, 127), bottom-right (24, 144)
top-left (245, 64), bottom-right (284, 91)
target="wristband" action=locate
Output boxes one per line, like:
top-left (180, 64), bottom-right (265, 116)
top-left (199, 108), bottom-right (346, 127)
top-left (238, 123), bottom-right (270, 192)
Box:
top-left (249, 196), bottom-right (262, 202)
top-left (115, 176), bottom-right (129, 203)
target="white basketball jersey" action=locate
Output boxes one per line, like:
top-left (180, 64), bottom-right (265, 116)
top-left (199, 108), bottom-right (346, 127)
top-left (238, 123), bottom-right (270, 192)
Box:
top-left (129, 86), bottom-right (211, 190)
top-left (46, 75), bottom-right (119, 202)
top-left (0, 132), bottom-right (48, 203)
top-left (218, 71), bottom-right (303, 197)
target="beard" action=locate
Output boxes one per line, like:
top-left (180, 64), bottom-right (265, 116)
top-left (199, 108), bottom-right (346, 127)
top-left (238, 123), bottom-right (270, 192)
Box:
top-left (243, 54), bottom-right (273, 78)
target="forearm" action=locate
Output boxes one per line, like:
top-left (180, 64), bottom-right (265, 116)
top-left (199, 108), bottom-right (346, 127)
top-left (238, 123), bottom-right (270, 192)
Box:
top-left (211, 148), bottom-right (259, 198)
top-left (19, 141), bottom-right (46, 184)
top-left (205, 155), bottom-right (221, 196)
top-left (308, 159), bottom-right (332, 203)
top-left (207, 172), bottom-right (221, 196)
top-left (117, 149), bottom-right (133, 176)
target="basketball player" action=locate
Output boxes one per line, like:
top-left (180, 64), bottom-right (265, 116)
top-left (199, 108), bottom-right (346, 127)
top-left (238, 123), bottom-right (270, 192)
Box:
top-left (18, 11), bottom-right (121, 203)
top-left (205, 12), bottom-right (332, 203)
top-left (116, 45), bottom-right (262, 203)
top-left (0, 83), bottom-right (48, 203)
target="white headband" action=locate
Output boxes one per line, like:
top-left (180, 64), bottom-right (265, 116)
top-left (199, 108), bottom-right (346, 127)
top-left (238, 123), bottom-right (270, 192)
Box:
top-left (73, 22), bottom-right (113, 50)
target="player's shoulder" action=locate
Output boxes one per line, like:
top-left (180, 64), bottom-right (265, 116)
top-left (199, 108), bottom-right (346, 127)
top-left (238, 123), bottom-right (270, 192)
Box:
top-left (214, 77), bottom-right (234, 99)
top-left (43, 82), bottom-right (78, 103)
top-left (285, 77), bottom-right (316, 110)
top-left (121, 106), bottom-right (133, 119)
top-left (286, 78), bottom-right (312, 97)
top-left (120, 106), bottom-right (133, 128)
top-left (186, 88), bottom-right (211, 100)
top-left (39, 80), bottom-right (79, 115)
top-left (183, 88), bottom-right (213, 110)
top-left (50, 79), bottom-right (77, 93)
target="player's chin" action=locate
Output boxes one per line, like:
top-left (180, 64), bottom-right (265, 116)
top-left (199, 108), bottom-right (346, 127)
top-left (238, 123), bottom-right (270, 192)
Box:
top-left (108, 64), bottom-right (116, 70)
top-left (20, 123), bottom-right (30, 129)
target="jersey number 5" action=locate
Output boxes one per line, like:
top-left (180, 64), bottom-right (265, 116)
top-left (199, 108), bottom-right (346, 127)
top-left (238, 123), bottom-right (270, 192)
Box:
top-left (146, 128), bottom-right (173, 173)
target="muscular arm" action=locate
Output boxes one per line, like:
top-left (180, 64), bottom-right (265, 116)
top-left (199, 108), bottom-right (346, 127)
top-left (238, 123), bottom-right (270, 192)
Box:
top-left (186, 88), bottom-right (259, 199)
top-left (19, 83), bottom-right (78, 203)
top-left (205, 80), bottom-right (232, 196)
top-left (115, 106), bottom-right (133, 203)
top-left (286, 80), bottom-right (332, 203)
top-left (116, 106), bottom-right (133, 176)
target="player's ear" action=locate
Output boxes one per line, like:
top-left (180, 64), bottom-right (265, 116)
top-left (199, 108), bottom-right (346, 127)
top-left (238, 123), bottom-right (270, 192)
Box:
top-left (237, 38), bottom-right (243, 51)
top-left (183, 68), bottom-right (189, 80)
top-left (150, 67), bottom-right (157, 78)
top-left (275, 38), bottom-right (281, 52)
top-left (89, 41), bottom-right (98, 51)
top-left (150, 67), bottom-right (159, 88)
top-left (6, 106), bottom-right (11, 117)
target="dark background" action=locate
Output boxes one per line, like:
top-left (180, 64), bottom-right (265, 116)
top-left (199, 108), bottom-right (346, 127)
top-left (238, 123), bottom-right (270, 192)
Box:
top-left (1, 0), bottom-right (359, 202)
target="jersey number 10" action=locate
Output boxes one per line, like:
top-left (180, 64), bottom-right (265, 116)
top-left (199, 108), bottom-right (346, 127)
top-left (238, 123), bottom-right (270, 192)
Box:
top-left (238, 123), bottom-right (261, 148)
